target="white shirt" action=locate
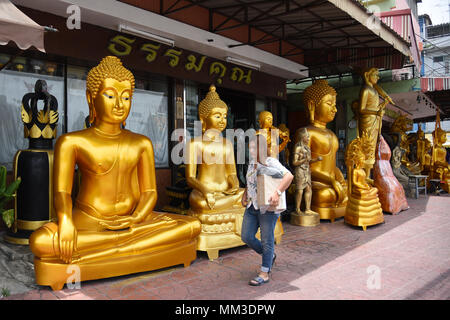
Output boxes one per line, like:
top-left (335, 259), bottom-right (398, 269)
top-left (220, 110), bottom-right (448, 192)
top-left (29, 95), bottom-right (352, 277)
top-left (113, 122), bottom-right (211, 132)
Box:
top-left (246, 157), bottom-right (290, 214)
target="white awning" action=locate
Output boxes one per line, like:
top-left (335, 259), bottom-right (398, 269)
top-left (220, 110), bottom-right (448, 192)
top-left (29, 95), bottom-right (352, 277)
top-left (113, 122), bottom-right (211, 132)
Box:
top-left (0, 0), bottom-right (45, 52)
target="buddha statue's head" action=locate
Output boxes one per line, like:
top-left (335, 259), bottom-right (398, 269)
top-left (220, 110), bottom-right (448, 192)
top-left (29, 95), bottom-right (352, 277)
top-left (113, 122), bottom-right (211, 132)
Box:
top-left (433, 127), bottom-right (447, 145)
top-left (303, 79), bottom-right (337, 125)
top-left (417, 126), bottom-right (425, 139)
top-left (86, 56), bottom-right (135, 125)
top-left (295, 127), bottom-right (309, 146)
top-left (345, 137), bottom-right (365, 170)
top-left (258, 111), bottom-right (273, 129)
top-left (363, 67), bottom-right (379, 86)
top-left (198, 85), bottom-right (228, 133)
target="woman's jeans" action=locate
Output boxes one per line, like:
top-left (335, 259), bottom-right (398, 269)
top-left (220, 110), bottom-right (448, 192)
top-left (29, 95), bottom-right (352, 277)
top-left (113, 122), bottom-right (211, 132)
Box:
top-left (241, 204), bottom-right (279, 273)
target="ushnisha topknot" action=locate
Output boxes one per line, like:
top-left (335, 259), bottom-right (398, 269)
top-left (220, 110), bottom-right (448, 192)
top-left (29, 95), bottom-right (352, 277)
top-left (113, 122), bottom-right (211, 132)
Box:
top-left (198, 85), bottom-right (228, 120)
top-left (86, 56), bottom-right (135, 98)
top-left (302, 79), bottom-right (337, 108)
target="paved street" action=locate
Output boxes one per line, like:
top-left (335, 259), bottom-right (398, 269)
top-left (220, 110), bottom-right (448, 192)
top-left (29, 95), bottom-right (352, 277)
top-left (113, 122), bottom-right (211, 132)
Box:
top-left (2, 194), bottom-right (449, 300)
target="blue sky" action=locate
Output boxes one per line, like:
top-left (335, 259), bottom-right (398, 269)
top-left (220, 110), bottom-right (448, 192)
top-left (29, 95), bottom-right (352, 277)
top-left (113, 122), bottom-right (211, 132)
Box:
top-left (418, 0), bottom-right (450, 25)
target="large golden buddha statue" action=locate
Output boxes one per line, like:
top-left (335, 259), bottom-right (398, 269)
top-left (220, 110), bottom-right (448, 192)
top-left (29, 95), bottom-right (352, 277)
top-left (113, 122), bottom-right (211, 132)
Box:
top-left (430, 113), bottom-right (450, 192)
top-left (257, 111), bottom-right (290, 157)
top-left (186, 86), bottom-right (283, 260)
top-left (344, 134), bottom-right (384, 231)
top-left (302, 79), bottom-right (347, 222)
top-left (356, 67), bottom-right (393, 179)
top-left (29, 56), bottom-right (201, 290)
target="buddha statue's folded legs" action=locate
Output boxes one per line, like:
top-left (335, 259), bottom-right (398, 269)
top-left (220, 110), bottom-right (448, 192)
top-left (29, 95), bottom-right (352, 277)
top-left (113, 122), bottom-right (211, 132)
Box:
top-left (30, 212), bottom-right (201, 263)
top-left (189, 188), bottom-right (245, 213)
top-left (311, 183), bottom-right (347, 221)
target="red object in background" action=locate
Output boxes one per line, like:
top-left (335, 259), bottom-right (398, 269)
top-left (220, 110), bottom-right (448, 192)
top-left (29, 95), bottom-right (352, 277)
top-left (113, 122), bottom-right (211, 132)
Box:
top-left (373, 135), bottom-right (409, 214)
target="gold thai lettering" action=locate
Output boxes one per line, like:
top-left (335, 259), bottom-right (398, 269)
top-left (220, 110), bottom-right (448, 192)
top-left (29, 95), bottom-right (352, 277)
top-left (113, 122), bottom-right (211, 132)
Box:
top-left (209, 62), bottom-right (226, 84)
top-left (164, 49), bottom-right (183, 67)
top-left (141, 43), bottom-right (161, 63)
top-left (230, 67), bottom-right (252, 84)
top-left (107, 35), bottom-right (135, 56)
top-left (185, 54), bottom-right (206, 72)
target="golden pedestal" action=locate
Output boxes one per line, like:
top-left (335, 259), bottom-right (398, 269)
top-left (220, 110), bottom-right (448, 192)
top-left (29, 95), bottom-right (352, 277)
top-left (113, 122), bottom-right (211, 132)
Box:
top-left (344, 197), bottom-right (384, 231)
top-left (34, 240), bottom-right (197, 291)
top-left (290, 211), bottom-right (320, 227)
top-left (312, 204), bottom-right (346, 222)
top-left (189, 207), bottom-right (283, 260)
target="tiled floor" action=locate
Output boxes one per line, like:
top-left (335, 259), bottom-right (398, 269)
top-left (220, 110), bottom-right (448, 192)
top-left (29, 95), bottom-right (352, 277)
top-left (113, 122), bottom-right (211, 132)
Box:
top-left (3, 194), bottom-right (450, 300)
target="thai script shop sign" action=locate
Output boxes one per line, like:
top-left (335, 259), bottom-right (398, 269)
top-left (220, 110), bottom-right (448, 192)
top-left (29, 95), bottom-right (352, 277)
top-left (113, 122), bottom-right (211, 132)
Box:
top-left (107, 34), bottom-right (286, 100)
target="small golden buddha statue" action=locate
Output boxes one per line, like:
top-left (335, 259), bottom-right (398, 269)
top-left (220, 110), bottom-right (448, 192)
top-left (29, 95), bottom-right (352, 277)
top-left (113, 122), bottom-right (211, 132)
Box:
top-left (430, 115), bottom-right (450, 192)
top-left (29, 56), bottom-right (201, 290)
top-left (416, 126), bottom-right (432, 172)
top-left (356, 67), bottom-right (393, 179)
top-left (302, 79), bottom-right (347, 222)
top-left (344, 134), bottom-right (384, 231)
top-left (257, 111), bottom-right (290, 157)
top-left (390, 115), bottom-right (421, 174)
top-left (290, 128), bottom-right (322, 227)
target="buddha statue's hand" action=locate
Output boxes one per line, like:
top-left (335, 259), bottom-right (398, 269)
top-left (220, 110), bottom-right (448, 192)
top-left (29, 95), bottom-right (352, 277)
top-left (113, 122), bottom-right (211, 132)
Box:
top-left (332, 179), bottom-right (345, 205)
top-left (206, 192), bottom-right (216, 209)
top-left (99, 215), bottom-right (139, 231)
top-left (58, 216), bottom-right (77, 264)
top-left (224, 175), bottom-right (240, 195)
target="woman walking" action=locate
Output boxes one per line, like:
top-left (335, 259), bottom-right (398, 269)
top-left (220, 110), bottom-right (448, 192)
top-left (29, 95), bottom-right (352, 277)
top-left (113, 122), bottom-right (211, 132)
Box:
top-left (241, 135), bottom-right (293, 286)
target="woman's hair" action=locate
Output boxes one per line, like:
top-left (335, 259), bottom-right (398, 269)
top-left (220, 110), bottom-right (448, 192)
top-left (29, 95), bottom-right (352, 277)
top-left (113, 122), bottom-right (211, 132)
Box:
top-left (86, 56), bottom-right (135, 98)
top-left (250, 133), bottom-right (270, 162)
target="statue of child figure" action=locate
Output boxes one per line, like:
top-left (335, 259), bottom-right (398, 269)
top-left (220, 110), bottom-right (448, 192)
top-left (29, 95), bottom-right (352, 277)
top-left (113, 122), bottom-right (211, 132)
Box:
top-left (291, 128), bottom-right (322, 226)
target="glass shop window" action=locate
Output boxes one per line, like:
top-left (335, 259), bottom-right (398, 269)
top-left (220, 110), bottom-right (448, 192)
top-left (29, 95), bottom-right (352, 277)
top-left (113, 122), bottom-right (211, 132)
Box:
top-left (0, 54), bottom-right (65, 171)
top-left (255, 97), bottom-right (267, 128)
top-left (66, 65), bottom-right (170, 168)
top-left (185, 80), bottom-right (199, 139)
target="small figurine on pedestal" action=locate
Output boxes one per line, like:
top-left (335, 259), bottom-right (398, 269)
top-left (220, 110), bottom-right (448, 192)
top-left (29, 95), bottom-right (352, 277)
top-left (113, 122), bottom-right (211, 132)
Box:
top-left (290, 128), bottom-right (322, 227)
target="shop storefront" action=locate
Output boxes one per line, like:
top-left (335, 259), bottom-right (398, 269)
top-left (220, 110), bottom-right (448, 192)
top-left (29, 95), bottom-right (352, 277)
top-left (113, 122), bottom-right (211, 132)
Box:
top-left (0, 6), bottom-right (288, 209)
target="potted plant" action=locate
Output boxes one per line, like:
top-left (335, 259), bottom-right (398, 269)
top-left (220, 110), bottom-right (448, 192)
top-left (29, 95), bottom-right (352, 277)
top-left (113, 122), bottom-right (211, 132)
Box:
top-left (0, 166), bottom-right (21, 229)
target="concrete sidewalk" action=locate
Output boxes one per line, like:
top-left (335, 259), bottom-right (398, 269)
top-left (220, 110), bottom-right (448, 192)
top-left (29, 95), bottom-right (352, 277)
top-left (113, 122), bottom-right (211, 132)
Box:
top-left (2, 194), bottom-right (449, 300)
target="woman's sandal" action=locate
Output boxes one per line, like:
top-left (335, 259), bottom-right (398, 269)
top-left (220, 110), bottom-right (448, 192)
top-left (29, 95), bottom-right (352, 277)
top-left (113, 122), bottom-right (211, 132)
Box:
top-left (249, 276), bottom-right (270, 286)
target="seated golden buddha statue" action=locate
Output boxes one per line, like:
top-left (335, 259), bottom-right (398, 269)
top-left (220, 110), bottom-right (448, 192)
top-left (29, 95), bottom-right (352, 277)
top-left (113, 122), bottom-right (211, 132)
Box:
top-left (257, 111), bottom-right (290, 157)
top-left (416, 126), bottom-right (432, 173)
top-left (301, 79), bottom-right (347, 222)
top-left (390, 115), bottom-right (421, 175)
top-left (344, 134), bottom-right (384, 231)
top-left (186, 86), bottom-right (283, 260)
top-left (29, 56), bottom-right (201, 290)
top-left (430, 123), bottom-right (450, 193)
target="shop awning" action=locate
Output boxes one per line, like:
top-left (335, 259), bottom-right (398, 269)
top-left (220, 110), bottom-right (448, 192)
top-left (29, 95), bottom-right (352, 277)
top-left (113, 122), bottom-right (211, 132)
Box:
top-left (378, 8), bottom-right (422, 71)
top-left (420, 77), bottom-right (450, 121)
top-left (0, 0), bottom-right (45, 52)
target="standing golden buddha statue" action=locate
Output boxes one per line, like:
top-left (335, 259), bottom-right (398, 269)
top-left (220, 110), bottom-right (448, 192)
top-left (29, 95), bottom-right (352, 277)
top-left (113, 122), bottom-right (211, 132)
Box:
top-left (29, 56), bottom-right (201, 290)
top-left (301, 79), bottom-right (347, 222)
top-left (257, 111), bottom-right (290, 157)
top-left (344, 134), bottom-right (384, 231)
top-left (416, 126), bottom-right (432, 173)
top-left (430, 112), bottom-right (450, 192)
top-left (186, 85), bottom-right (283, 261)
top-left (356, 67), bottom-right (393, 180)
